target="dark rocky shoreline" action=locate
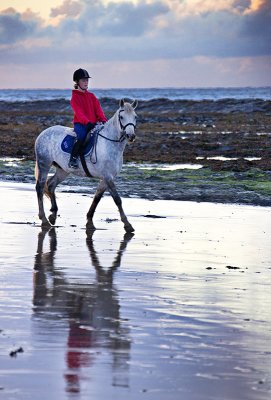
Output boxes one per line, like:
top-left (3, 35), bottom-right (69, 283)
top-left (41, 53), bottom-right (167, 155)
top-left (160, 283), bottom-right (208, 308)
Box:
top-left (0, 97), bottom-right (271, 206)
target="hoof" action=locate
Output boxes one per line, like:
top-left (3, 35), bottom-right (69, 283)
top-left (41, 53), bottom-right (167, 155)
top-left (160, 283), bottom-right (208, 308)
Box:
top-left (41, 219), bottom-right (51, 228)
top-left (86, 222), bottom-right (96, 232)
top-left (125, 224), bottom-right (135, 233)
top-left (48, 214), bottom-right (56, 225)
top-left (124, 232), bottom-right (135, 241)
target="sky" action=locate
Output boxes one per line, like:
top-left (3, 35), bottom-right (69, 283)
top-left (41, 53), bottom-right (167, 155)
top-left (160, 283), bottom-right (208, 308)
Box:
top-left (0, 0), bottom-right (270, 88)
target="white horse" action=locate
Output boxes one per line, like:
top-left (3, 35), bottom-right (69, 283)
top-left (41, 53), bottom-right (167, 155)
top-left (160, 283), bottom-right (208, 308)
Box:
top-left (35, 99), bottom-right (137, 232)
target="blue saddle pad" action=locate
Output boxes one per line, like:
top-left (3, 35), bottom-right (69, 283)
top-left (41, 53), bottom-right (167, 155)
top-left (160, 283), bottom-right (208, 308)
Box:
top-left (61, 131), bottom-right (96, 156)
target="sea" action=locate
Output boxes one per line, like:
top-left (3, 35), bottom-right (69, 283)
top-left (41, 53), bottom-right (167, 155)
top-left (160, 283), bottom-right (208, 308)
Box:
top-left (0, 87), bottom-right (270, 102)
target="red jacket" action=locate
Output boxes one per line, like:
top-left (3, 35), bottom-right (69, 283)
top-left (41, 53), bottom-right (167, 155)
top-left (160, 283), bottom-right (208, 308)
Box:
top-left (70, 90), bottom-right (107, 125)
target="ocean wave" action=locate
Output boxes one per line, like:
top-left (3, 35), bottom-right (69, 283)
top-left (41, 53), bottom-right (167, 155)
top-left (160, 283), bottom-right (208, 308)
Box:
top-left (0, 97), bottom-right (270, 114)
top-left (0, 87), bottom-right (271, 102)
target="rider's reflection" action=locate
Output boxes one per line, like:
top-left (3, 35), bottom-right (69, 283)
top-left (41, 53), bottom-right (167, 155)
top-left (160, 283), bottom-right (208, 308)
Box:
top-left (33, 228), bottom-right (133, 393)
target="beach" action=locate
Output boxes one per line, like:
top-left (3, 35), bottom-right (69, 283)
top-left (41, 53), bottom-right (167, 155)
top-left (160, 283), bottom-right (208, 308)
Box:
top-left (0, 91), bottom-right (271, 399)
top-left (0, 0), bottom-right (270, 393)
top-left (0, 182), bottom-right (271, 400)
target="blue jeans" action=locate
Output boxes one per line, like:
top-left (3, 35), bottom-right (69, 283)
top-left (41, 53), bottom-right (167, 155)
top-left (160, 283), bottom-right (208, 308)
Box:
top-left (74, 123), bottom-right (87, 142)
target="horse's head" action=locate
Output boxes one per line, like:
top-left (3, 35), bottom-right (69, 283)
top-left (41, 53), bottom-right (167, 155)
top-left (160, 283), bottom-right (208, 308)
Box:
top-left (118, 99), bottom-right (138, 143)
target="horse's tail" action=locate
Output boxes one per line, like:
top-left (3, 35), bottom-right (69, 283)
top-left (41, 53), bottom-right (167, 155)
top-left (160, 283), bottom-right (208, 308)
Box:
top-left (35, 161), bottom-right (51, 199)
top-left (34, 161), bottom-right (39, 182)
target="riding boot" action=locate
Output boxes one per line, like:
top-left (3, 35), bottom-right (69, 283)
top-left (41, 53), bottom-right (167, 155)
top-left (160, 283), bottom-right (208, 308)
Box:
top-left (68, 139), bottom-right (82, 169)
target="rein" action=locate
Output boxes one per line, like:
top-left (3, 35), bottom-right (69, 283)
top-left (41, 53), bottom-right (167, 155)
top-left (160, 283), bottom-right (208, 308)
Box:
top-left (97, 131), bottom-right (126, 143)
top-left (96, 109), bottom-right (136, 143)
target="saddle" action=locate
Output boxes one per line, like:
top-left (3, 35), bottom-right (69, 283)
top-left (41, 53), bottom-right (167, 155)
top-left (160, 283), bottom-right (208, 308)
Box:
top-left (61, 124), bottom-right (104, 177)
top-left (61, 128), bottom-right (97, 157)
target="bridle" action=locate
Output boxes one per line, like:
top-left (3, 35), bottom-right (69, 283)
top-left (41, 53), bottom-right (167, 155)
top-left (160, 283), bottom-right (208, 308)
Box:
top-left (97, 109), bottom-right (136, 143)
top-left (88, 108), bottom-right (136, 167)
top-left (118, 109), bottom-right (136, 136)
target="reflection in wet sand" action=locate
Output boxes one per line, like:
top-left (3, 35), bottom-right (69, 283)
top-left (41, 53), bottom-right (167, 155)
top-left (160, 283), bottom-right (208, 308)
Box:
top-left (1, 184), bottom-right (271, 400)
top-left (33, 228), bottom-right (133, 394)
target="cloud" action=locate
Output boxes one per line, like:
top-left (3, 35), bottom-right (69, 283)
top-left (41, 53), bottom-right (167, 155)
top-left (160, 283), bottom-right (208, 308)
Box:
top-left (54, 0), bottom-right (169, 37)
top-left (232, 0), bottom-right (251, 13)
top-left (0, 0), bottom-right (270, 66)
top-left (97, 0), bottom-right (169, 36)
top-left (50, 0), bottom-right (83, 17)
top-left (239, 0), bottom-right (271, 55)
top-left (0, 7), bottom-right (40, 44)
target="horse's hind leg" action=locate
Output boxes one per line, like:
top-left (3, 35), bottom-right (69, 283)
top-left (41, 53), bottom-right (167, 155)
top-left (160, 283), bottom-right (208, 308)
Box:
top-left (47, 166), bottom-right (68, 225)
top-left (106, 179), bottom-right (134, 233)
top-left (35, 161), bottom-right (51, 227)
top-left (86, 180), bottom-right (107, 231)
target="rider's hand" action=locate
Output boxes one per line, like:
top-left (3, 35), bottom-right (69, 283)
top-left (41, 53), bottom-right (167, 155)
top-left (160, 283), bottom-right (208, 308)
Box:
top-left (86, 122), bottom-right (96, 133)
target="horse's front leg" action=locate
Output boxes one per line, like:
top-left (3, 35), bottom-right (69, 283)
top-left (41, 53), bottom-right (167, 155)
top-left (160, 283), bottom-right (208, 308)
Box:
top-left (86, 180), bottom-right (107, 231)
top-left (106, 179), bottom-right (135, 233)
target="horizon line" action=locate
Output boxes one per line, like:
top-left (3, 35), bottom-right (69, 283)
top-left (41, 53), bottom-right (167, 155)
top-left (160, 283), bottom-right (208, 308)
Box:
top-left (1, 86), bottom-right (271, 90)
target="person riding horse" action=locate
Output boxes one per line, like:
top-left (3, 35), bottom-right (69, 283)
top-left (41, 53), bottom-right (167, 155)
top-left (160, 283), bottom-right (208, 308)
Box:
top-left (35, 97), bottom-right (138, 232)
top-left (69, 68), bottom-right (107, 169)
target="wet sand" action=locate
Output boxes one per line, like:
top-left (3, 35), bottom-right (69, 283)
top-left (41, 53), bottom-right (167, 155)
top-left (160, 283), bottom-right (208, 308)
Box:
top-left (0, 182), bottom-right (271, 400)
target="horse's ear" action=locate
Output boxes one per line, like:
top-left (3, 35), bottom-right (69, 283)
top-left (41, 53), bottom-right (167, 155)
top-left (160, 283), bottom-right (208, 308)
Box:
top-left (132, 99), bottom-right (138, 109)
top-left (120, 99), bottom-right (125, 108)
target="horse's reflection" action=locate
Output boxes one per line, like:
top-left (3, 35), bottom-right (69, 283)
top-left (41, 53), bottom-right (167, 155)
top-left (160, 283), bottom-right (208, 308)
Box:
top-left (33, 228), bottom-right (133, 393)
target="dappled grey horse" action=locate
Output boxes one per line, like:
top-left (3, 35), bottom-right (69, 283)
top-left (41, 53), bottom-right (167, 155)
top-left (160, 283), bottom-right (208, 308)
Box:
top-left (35, 99), bottom-right (137, 232)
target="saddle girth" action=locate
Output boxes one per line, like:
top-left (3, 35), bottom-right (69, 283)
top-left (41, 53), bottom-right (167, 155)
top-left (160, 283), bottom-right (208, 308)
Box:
top-left (79, 153), bottom-right (93, 178)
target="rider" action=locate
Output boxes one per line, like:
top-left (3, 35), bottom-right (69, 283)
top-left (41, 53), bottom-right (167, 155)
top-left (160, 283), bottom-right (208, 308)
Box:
top-left (69, 68), bottom-right (107, 169)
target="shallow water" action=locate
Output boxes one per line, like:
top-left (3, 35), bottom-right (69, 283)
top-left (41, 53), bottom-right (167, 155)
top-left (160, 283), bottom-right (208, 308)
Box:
top-left (1, 87), bottom-right (271, 102)
top-left (128, 162), bottom-right (203, 170)
top-left (0, 182), bottom-right (271, 400)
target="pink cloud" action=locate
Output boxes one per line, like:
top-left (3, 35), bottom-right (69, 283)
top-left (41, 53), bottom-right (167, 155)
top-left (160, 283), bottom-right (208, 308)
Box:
top-left (50, 0), bottom-right (83, 18)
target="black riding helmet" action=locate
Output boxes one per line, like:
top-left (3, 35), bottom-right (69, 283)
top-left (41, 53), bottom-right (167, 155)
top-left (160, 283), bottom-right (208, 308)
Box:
top-left (73, 68), bottom-right (91, 82)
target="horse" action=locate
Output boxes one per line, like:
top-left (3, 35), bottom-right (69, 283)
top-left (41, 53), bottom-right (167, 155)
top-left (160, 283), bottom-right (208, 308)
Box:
top-left (35, 99), bottom-right (138, 232)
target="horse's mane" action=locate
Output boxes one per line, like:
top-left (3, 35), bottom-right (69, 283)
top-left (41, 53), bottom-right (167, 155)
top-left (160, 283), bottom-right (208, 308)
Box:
top-left (103, 112), bottom-right (116, 132)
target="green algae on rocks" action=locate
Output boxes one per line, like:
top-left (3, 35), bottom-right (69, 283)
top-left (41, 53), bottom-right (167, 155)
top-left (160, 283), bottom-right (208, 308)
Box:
top-left (0, 158), bottom-right (270, 207)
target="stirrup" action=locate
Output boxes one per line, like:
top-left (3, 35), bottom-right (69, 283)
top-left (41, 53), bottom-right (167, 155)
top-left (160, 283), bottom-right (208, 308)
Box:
top-left (69, 157), bottom-right (78, 169)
